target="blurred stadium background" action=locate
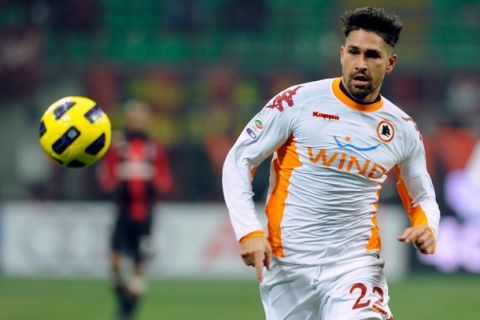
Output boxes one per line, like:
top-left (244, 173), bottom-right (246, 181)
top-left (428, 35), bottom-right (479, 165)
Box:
top-left (0, 0), bottom-right (479, 319)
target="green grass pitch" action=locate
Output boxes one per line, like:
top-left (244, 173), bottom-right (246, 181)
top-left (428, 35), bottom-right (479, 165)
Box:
top-left (0, 274), bottom-right (479, 319)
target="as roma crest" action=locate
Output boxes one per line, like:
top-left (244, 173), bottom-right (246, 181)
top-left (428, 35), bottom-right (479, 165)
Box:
top-left (376, 120), bottom-right (395, 143)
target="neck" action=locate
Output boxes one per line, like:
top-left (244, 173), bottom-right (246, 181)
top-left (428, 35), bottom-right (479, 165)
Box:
top-left (339, 79), bottom-right (381, 105)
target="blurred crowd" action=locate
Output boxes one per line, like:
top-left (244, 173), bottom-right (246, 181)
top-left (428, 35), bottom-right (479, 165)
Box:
top-left (0, 1), bottom-right (479, 220)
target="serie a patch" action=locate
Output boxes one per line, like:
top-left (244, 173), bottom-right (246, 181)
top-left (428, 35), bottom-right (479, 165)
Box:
top-left (245, 117), bottom-right (265, 140)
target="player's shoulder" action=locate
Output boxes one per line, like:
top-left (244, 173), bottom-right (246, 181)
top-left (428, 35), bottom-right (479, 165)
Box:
top-left (287, 78), bottom-right (334, 96)
top-left (267, 78), bottom-right (334, 110)
top-left (381, 97), bottom-right (421, 137)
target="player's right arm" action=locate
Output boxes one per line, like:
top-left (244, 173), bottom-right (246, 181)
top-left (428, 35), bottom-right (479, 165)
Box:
top-left (222, 88), bottom-right (300, 280)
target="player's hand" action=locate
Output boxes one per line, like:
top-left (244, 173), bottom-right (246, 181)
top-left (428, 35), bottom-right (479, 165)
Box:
top-left (398, 225), bottom-right (436, 254)
top-left (240, 237), bottom-right (272, 282)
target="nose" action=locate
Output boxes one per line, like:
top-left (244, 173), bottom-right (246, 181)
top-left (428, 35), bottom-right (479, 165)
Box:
top-left (355, 55), bottom-right (367, 71)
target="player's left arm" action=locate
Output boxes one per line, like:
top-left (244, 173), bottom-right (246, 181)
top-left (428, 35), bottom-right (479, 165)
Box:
top-left (395, 120), bottom-right (440, 254)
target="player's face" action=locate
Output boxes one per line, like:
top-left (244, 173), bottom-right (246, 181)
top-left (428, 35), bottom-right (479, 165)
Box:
top-left (340, 29), bottom-right (397, 103)
top-left (125, 103), bottom-right (151, 132)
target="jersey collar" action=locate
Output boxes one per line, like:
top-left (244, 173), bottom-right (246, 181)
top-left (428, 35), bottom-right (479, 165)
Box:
top-left (332, 77), bottom-right (383, 112)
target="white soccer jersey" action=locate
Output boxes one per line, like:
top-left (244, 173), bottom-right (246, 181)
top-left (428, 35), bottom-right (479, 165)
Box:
top-left (222, 77), bottom-right (440, 265)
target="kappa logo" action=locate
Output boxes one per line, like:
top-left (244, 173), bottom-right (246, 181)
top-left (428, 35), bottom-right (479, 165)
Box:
top-left (265, 86), bottom-right (303, 112)
top-left (376, 120), bottom-right (395, 143)
top-left (313, 111), bottom-right (340, 120)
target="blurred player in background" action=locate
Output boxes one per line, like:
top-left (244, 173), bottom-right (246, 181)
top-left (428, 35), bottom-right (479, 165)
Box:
top-left (99, 100), bottom-right (173, 320)
top-left (223, 7), bottom-right (440, 320)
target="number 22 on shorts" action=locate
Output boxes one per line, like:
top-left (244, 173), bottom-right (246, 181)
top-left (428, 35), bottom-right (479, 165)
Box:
top-left (349, 283), bottom-right (393, 319)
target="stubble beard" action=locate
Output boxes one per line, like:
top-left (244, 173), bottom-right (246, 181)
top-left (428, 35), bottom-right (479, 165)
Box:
top-left (346, 80), bottom-right (373, 101)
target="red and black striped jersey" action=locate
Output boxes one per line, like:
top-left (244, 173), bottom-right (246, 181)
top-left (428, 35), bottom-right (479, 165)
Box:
top-left (99, 130), bottom-right (172, 222)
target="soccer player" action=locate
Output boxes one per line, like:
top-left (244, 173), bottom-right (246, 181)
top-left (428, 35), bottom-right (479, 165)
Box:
top-left (222, 7), bottom-right (440, 320)
top-left (99, 100), bottom-right (173, 320)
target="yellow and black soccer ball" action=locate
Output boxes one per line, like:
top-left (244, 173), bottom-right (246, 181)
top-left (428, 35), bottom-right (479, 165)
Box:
top-left (39, 96), bottom-right (111, 167)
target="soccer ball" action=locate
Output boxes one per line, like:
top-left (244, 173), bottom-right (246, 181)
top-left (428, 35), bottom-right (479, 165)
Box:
top-left (39, 96), bottom-right (111, 167)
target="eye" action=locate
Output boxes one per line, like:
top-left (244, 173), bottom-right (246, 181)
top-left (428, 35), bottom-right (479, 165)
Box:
top-left (365, 50), bottom-right (381, 59)
top-left (348, 48), bottom-right (360, 55)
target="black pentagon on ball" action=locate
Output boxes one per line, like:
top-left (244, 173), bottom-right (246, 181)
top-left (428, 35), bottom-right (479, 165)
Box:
top-left (39, 121), bottom-right (46, 138)
top-left (52, 126), bottom-right (81, 155)
top-left (85, 133), bottom-right (106, 155)
top-left (54, 101), bottom-right (76, 120)
top-left (67, 160), bottom-right (86, 167)
top-left (84, 105), bottom-right (103, 123)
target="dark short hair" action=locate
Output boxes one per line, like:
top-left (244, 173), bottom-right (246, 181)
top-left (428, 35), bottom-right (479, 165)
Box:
top-left (340, 7), bottom-right (403, 47)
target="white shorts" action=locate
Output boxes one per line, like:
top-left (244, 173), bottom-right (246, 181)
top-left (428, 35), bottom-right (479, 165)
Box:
top-left (260, 254), bottom-right (393, 320)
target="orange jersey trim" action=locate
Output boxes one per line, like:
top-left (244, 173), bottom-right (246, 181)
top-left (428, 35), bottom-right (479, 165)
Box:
top-left (394, 166), bottom-right (429, 227)
top-left (250, 166), bottom-right (258, 177)
top-left (265, 137), bottom-right (302, 257)
top-left (332, 77), bottom-right (383, 112)
top-left (239, 230), bottom-right (265, 244)
top-left (366, 186), bottom-right (382, 251)
top-left (395, 166), bottom-right (436, 253)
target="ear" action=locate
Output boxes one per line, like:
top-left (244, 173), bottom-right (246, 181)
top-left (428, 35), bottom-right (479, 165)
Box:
top-left (386, 54), bottom-right (397, 74)
top-left (340, 46), bottom-right (345, 64)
